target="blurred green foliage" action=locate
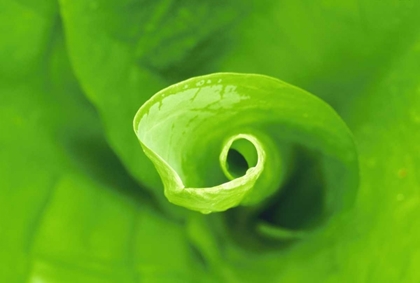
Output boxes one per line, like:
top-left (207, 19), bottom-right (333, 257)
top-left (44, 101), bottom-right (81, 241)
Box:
top-left (0, 0), bottom-right (419, 282)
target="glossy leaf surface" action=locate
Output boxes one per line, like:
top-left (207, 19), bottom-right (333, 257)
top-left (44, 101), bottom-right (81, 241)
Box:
top-left (134, 73), bottom-right (358, 216)
top-left (1, 0), bottom-right (420, 282)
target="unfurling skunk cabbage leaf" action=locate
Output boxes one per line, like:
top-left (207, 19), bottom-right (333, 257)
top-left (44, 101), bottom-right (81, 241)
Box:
top-left (134, 73), bottom-right (359, 221)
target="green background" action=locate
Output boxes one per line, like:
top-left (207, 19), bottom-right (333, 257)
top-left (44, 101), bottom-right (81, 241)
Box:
top-left (1, 0), bottom-right (419, 282)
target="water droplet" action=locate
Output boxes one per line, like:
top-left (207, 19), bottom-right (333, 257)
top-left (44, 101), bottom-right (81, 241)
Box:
top-left (196, 80), bottom-right (205, 86)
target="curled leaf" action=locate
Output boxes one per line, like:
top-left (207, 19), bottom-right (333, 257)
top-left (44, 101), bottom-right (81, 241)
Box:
top-left (134, 73), bottom-right (358, 216)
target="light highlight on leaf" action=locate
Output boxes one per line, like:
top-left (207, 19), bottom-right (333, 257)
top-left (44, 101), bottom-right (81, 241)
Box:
top-left (134, 73), bottom-right (359, 217)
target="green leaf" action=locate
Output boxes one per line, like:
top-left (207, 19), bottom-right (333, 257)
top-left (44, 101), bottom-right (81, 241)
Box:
top-left (0, 5), bottom-right (204, 282)
top-left (133, 73), bottom-right (358, 218)
top-left (58, 0), bottom-right (164, 193)
top-left (218, 0), bottom-right (420, 107)
top-left (58, 0), bottom-right (244, 199)
top-left (2, 0), bottom-right (420, 282)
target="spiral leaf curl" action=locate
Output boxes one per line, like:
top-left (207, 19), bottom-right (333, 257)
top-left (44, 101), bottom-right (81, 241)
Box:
top-left (134, 73), bottom-right (358, 217)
